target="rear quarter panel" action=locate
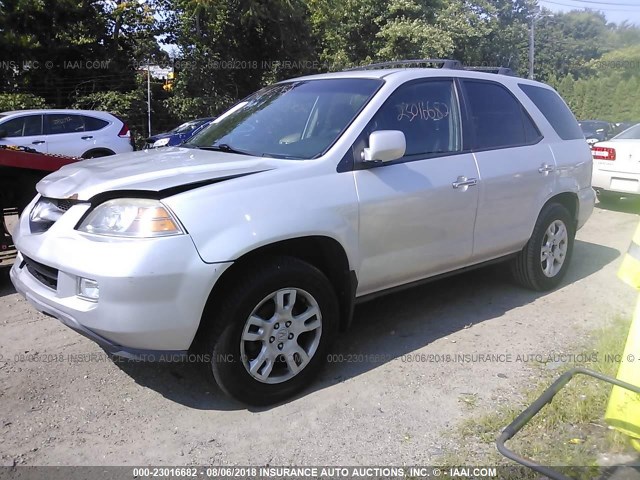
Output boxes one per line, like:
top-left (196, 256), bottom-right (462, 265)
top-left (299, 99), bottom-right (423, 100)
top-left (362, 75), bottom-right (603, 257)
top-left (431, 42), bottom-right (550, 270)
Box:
top-left (507, 78), bottom-right (594, 230)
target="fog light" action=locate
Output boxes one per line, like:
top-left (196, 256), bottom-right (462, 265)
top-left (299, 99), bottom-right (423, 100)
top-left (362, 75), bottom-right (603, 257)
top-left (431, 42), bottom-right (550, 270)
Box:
top-left (78, 277), bottom-right (99, 301)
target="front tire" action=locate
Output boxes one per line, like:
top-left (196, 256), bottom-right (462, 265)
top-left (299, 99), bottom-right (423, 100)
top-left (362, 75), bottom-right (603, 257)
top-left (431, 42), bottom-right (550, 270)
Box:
top-left (204, 257), bottom-right (339, 405)
top-left (511, 203), bottom-right (575, 291)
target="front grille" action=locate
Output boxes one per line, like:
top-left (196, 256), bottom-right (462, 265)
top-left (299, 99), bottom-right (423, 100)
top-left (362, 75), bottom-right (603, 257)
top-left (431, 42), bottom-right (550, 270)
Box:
top-left (22, 255), bottom-right (59, 290)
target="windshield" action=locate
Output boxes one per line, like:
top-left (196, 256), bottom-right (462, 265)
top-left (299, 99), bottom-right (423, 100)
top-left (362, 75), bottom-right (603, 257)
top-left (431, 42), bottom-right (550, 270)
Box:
top-left (187, 78), bottom-right (382, 159)
top-left (171, 119), bottom-right (207, 134)
top-left (579, 121), bottom-right (608, 132)
top-left (614, 123), bottom-right (640, 140)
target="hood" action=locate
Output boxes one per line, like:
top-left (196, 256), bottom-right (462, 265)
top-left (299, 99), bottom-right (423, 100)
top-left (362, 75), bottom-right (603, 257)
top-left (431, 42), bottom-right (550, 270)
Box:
top-left (146, 132), bottom-right (174, 143)
top-left (36, 147), bottom-right (283, 201)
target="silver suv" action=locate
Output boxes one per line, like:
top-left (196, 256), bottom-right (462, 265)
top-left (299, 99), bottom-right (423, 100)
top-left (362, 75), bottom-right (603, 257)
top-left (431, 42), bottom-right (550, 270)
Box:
top-left (10, 60), bottom-right (595, 405)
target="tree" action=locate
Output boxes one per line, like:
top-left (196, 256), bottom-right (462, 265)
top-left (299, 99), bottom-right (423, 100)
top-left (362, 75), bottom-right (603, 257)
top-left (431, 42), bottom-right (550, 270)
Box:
top-left (0, 93), bottom-right (47, 111)
top-left (533, 10), bottom-right (613, 81)
top-left (453, 0), bottom-right (536, 73)
top-left (163, 0), bottom-right (317, 118)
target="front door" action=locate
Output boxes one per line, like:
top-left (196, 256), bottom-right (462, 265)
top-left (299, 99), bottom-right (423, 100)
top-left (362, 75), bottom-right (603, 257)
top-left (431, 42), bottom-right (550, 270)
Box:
top-left (354, 79), bottom-right (480, 296)
top-left (0, 114), bottom-right (46, 152)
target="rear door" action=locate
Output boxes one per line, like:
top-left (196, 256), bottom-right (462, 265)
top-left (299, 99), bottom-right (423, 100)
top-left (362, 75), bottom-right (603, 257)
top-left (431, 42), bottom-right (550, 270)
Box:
top-left (353, 78), bottom-right (480, 295)
top-left (460, 79), bottom-right (552, 261)
top-left (0, 114), bottom-right (46, 152)
top-left (44, 113), bottom-right (88, 157)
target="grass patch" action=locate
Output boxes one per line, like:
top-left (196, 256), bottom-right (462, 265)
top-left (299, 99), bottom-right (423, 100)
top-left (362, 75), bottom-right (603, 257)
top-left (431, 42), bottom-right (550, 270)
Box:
top-left (446, 316), bottom-right (636, 471)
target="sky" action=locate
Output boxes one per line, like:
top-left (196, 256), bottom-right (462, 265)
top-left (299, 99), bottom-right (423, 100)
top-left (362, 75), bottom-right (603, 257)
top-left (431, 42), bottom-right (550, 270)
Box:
top-left (539, 0), bottom-right (640, 26)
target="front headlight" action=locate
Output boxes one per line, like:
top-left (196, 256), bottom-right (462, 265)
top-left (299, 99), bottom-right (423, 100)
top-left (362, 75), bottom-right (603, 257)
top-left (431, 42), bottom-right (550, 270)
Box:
top-left (152, 138), bottom-right (170, 148)
top-left (77, 198), bottom-right (184, 238)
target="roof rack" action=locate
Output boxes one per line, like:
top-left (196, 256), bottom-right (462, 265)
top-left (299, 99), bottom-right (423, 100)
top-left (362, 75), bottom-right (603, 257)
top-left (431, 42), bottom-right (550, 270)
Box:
top-left (464, 66), bottom-right (515, 76)
top-left (345, 58), bottom-right (516, 76)
top-left (346, 59), bottom-right (463, 71)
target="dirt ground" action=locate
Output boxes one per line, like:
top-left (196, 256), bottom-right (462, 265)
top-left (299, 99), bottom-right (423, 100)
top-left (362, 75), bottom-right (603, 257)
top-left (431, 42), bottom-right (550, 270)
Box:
top-left (0, 201), bottom-right (638, 467)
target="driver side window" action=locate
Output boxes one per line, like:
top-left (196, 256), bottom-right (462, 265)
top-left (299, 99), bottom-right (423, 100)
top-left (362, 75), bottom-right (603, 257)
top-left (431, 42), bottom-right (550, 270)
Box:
top-left (367, 80), bottom-right (462, 158)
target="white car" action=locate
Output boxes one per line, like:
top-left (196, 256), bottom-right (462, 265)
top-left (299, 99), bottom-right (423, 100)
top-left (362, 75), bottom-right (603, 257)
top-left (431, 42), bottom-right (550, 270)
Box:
top-left (0, 109), bottom-right (135, 158)
top-left (10, 61), bottom-right (595, 405)
top-left (592, 123), bottom-right (640, 202)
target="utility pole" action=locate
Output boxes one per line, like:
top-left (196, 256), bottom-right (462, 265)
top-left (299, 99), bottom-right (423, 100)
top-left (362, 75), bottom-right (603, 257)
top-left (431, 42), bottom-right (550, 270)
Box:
top-left (529, 12), bottom-right (553, 80)
top-left (147, 63), bottom-right (152, 137)
top-left (529, 18), bottom-right (535, 80)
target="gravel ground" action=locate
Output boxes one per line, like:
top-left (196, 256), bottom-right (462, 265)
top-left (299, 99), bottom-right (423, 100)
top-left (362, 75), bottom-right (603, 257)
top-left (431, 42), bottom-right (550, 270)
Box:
top-left (0, 201), bottom-right (638, 467)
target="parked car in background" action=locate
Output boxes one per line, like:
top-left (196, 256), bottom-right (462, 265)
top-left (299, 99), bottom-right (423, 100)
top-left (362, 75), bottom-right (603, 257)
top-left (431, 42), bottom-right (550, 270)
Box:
top-left (592, 123), bottom-right (640, 202)
top-left (0, 109), bottom-right (134, 158)
top-left (144, 117), bottom-right (215, 149)
top-left (10, 61), bottom-right (594, 405)
top-left (579, 120), bottom-right (615, 145)
top-left (612, 121), bottom-right (640, 137)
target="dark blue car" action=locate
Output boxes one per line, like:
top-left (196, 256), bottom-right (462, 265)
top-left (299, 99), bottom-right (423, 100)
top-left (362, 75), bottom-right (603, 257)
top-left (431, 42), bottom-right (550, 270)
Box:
top-left (144, 117), bottom-right (215, 149)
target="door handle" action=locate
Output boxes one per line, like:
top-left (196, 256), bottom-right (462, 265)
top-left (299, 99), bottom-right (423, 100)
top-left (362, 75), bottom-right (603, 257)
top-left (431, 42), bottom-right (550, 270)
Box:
top-left (538, 164), bottom-right (555, 174)
top-left (452, 176), bottom-right (478, 189)
top-left (32, 140), bottom-right (45, 145)
top-left (81, 135), bottom-right (93, 140)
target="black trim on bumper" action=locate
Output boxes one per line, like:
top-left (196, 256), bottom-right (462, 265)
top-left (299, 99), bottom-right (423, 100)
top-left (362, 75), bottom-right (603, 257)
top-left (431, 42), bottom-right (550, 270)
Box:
top-left (58, 314), bottom-right (189, 362)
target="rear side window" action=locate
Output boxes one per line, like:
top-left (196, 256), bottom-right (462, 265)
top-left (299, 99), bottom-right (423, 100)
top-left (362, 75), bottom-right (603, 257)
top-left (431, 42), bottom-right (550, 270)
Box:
top-left (83, 116), bottom-right (109, 131)
top-left (463, 80), bottom-right (541, 150)
top-left (519, 84), bottom-right (583, 140)
top-left (46, 114), bottom-right (85, 134)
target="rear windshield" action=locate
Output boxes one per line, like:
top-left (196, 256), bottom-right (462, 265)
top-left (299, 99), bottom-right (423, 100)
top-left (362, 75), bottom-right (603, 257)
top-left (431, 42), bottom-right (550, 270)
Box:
top-left (518, 84), bottom-right (583, 140)
top-left (614, 124), bottom-right (640, 140)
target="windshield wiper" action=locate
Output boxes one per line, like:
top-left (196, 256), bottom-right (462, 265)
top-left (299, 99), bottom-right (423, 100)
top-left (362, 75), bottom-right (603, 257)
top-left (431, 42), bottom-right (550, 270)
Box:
top-left (196, 143), bottom-right (253, 156)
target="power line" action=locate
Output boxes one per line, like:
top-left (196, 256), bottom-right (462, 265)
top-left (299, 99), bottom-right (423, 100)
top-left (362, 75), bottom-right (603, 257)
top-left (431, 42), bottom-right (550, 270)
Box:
top-left (540, 0), bottom-right (640, 11)
top-left (560, 0), bottom-right (640, 6)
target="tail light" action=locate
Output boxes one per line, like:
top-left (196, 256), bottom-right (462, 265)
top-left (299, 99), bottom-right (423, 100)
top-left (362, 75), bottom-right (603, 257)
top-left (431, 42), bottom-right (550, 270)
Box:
top-left (117, 122), bottom-right (130, 138)
top-left (592, 146), bottom-right (616, 161)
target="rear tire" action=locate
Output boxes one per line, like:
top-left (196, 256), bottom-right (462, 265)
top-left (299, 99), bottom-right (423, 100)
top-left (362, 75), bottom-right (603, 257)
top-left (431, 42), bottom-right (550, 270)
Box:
top-left (511, 203), bottom-right (575, 291)
top-left (202, 256), bottom-right (339, 406)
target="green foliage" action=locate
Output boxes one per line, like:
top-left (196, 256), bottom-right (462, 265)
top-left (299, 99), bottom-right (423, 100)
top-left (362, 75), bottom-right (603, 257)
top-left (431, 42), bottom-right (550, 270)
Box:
top-left (553, 42), bottom-right (640, 121)
top-left (72, 89), bottom-right (145, 119)
top-left (0, 93), bottom-right (47, 111)
top-left (531, 10), bottom-right (611, 81)
top-left (164, 95), bottom-right (220, 121)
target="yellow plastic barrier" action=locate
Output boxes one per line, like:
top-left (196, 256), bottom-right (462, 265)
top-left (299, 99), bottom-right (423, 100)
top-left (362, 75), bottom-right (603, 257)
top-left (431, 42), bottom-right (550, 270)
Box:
top-left (605, 222), bottom-right (640, 450)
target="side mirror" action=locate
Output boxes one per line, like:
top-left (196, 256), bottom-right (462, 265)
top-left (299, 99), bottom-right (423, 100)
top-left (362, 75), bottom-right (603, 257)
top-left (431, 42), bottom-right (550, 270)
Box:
top-left (0, 129), bottom-right (7, 139)
top-left (362, 130), bottom-right (406, 164)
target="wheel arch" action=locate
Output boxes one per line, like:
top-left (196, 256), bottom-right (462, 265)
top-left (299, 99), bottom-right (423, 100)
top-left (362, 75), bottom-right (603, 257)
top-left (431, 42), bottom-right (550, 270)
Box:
top-left (543, 191), bottom-right (578, 228)
top-left (81, 148), bottom-right (115, 159)
top-left (190, 235), bottom-right (358, 351)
